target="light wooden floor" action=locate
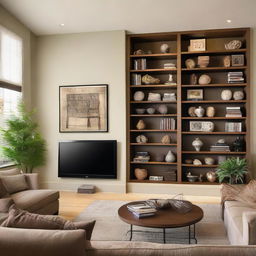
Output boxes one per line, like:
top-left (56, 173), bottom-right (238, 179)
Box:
top-left (59, 191), bottom-right (220, 220)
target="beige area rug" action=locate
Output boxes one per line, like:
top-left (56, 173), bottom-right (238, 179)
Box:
top-left (75, 200), bottom-right (229, 245)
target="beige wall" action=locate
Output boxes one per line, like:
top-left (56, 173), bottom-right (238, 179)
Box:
top-left (33, 31), bottom-right (127, 192)
top-left (0, 5), bottom-right (35, 107)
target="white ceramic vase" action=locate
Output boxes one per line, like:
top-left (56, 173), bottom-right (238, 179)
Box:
top-left (165, 150), bottom-right (176, 162)
top-left (192, 138), bottom-right (203, 152)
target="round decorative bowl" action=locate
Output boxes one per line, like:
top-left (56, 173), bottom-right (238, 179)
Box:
top-left (187, 175), bottom-right (198, 182)
top-left (135, 108), bottom-right (145, 114)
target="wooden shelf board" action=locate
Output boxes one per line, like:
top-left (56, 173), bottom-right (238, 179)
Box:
top-left (182, 151), bottom-right (246, 154)
top-left (181, 49), bottom-right (247, 55)
top-left (130, 68), bottom-right (177, 73)
top-left (128, 180), bottom-right (178, 184)
top-left (182, 66), bottom-right (247, 71)
top-left (130, 84), bottom-right (177, 88)
top-left (182, 132), bottom-right (246, 135)
top-left (182, 83), bottom-right (247, 88)
top-left (182, 117), bottom-right (246, 120)
top-left (130, 101), bottom-right (177, 104)
top-left (181, 181), bottom-right (220, 185)
top-left (130, 130), bottom-right (177, 132)
top-left (182, 164), bottom-right (218, 168)
top-left (131, 114), bottom-right (177, 117)
top-left (131, 161), bottom-right (177, 165)
top-left (130, 53), bottom-right (177, 58)
top-left (130, 143), bottom-right (177, 146)
top-left (182, 100), bottom-right (246, 104)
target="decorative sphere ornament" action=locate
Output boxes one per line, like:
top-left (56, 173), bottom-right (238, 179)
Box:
top-left (160, 43), bottom-right (169, 53)
top-left (233, 91), bottom-right (244, 100)
top-left (221, 90), bottom-right (232, 100)
top-left (134, 91), bottom-right (145, 101)
top-left (135, 168), bottom-right (148, 180)
top-left (158, 104), bottom-right (168, 114)
top-left (198, 74), bottom-right (211, 85)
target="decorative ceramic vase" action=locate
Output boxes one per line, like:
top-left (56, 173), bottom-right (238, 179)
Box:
top-left (206, 171), bottom-right (217, 182)
top-left (206, 106), bottom-right (215, 117)
top-left (188, 106), bottom-right (197, 117)
top-left (194, 106), bottom-right (205, 117)
top-left (134, 91), bottom-right (145, 101)
top-left (190, 73), bottom-right (198, 85)
top-left (161, 135), bottom-right (171, 144)
top-left (185, 59), bottom-right (196, 69)
top-left (165, 150), bottom-right (176, 162)
top-left (158, 104), bottom-right (168, 114)
top-left (232, 137), bottom-right (245, 152)
top-left (221, 90), bottom-right (232, 100)
top-left (160, 43), bottom-right (169, 53)
top-left (233, 91), bottom-right (244, 100)
top-left (204, 157), bottom-right (215, 165)
top-left (146, 107), bottom-right (155, 114)
top-left (223, 56), bottom-right (231, 67)
top-left (134, 168), bottom-right (148, 180)
top-left (136, 135), bottom-right (148, 144)
top-left (197, 56), bottom-right (210, 68)
top-left (198, 74), bottom-right (211, 85)
top-left (192, 138), bottom-right (203, 152)
top-left (193, 159), bottom-right (202, 165)
top-left (136, 120), bottom-right (146, 130)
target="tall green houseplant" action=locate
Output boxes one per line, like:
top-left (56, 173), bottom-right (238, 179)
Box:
top-left (216, 157), bottom-right (247, 184)
top-left (0, 103), bottom-right (46, 173)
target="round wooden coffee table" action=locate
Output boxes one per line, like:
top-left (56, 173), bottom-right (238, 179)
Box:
top-left (118, 201), bottom-right (203, 244)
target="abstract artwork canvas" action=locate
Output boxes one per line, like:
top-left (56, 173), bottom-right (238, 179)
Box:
top-left (59, 84), bottom-right (108, 132)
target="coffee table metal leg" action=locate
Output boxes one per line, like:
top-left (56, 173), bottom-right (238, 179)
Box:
top-left (194, 224), bottom-right (197, 244)
top-left (163, 228), bottom-right (166, 244)
top-left (129, 224), bottom-right (133, 241)
top-left (188, 225), bottom-right (191, 244)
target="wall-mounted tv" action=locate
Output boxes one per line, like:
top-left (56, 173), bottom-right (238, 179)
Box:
top-left (58, 140), bottom-right (117, 179)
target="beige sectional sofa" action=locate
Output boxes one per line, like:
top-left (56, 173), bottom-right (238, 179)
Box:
top-left (0, 227), bottom-right (256, 256)
top-left (223, 200), bottom-right (256, 245)
top-left (0, 168), bottom-right (59, 224)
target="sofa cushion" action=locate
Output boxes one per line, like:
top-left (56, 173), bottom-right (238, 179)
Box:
top-left (11, 189), bottom-right (59, 212)
top-left (0, 227), bottom-right (86, 256)
top-left (0, 168), bottom-right (21, 176)
top-left (0, 179), bottom-right (8, 198)
top-left (0, 175), bottom-right (28, 194)
top-left (0, 212), bottom-right (8, 225)
top-left (1, 205), bottom-right (96, 240)
top-left (235, 180), bottom-right (256, 207)
top-left (0, 198), bottom-right (14, 213)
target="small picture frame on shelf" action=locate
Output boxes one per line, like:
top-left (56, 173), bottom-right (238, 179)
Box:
top-left (189, 39), bottom-right (206, 52)
top-left (187, 89), bottom-right (203, 100)
top-left (231, 55), bottom-right (244, 67)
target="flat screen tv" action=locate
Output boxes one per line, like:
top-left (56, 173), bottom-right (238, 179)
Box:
top-left (58, 140), bottom-right (117, 179)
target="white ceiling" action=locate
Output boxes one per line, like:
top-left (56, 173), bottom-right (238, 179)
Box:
top-left (0, 0), bottom-right (256, 35)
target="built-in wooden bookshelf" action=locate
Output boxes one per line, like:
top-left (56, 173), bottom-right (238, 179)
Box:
top-left (126, 28), bottom-right (250, 185)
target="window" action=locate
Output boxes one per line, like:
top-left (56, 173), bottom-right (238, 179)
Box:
top-left (0, 26), bottom-right (22, 167)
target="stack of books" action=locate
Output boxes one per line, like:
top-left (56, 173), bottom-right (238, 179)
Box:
top-left (133, 152), bottom-right (150, 162)
top-left (131, 74), bottom-right (142, 85)
top-left (160, 118), bottom-right (176, 130)
top-left (210, 141), bottom-right (230, 152)
top-left (127, 203), bottom-right (156, 218)
top-left (134, 59), bottom-right (147, 70)
top-left (163, 63), bottom-right (176, 69)
top-left (226, 107), bottom-right (242, 117)
top-left (225, 122), bottom-right (242, 132)
top-left (228, 72), bottom-right (244, 83)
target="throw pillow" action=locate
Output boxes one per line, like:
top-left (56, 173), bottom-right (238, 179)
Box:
top-left (1, 205), bottom-right (96, 240)
top-left (0, 174), bottom-right (28, 194)
top-left (220, 183), bottom-right (244, 204)
top-left (235, 179), bottom-right (256, 207)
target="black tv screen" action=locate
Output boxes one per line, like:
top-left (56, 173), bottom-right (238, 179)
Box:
top-left (58, 140), bottom-right (117, 179)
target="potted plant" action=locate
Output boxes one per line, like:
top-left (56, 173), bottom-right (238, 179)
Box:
top-left (0, 102), bottom-right (46, 173)
top-left (216, 157), bottom-right (247, 184)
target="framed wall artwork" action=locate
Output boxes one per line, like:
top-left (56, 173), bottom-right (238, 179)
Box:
top-left (59, 84), bottom-right (108, 132)
top-left (231, 54), bottom-right (244, 66)
top-left (189, 39), bottom-right (206, 51)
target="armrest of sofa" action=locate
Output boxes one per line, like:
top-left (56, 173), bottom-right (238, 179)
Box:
top-left (0, 227), bottom-right (86, 256)
top-left (243, 211), bottom-right (256, 245)
top-left (24, 173), bottom-right (39, 190)
top-left (0, 198), bottom-right (14, 213)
